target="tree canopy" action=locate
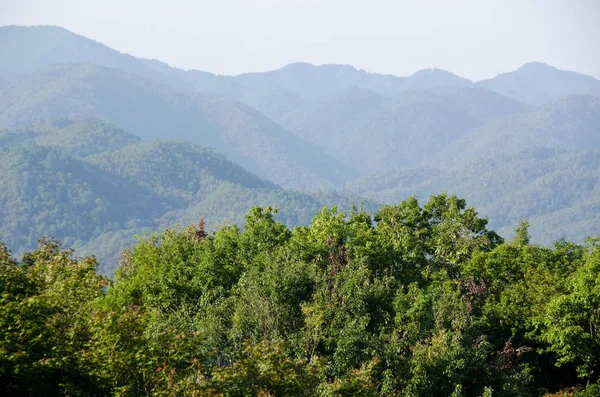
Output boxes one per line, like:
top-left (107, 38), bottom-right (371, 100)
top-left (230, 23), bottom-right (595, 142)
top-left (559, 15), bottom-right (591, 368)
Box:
top-left (1, 195), bottom-right (599, 396)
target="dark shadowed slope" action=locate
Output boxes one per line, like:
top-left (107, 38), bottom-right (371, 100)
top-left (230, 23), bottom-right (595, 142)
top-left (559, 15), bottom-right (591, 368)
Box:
top-left (0, 125), bottom-right (373, 272)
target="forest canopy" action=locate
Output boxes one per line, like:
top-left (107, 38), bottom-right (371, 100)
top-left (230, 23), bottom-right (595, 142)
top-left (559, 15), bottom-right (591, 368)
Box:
top-left (1, 194), bottom-right (599, 396)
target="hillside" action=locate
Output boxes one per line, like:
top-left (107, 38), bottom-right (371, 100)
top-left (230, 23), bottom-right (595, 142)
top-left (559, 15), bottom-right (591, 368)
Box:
top-left (86, 140), bottom-right (274, 204)
top-left (0, 127), bottom-right (373, 272)
top-left (285, 86), bottom-right (528, 174)
top-left (0, 145), bottom-right (167, 251)
top-left (346, 147), bottom-right (600, 244)
top-left (1, 25), bottom-right (600, 268)
top-left (0, 63), bottom-right (354, 190)
top-left (477, 61), bottom-right (600, 105)
top-left (0, 117), bottom-right (141, 157)
top-left (434, 94), bottom-right (600, 168)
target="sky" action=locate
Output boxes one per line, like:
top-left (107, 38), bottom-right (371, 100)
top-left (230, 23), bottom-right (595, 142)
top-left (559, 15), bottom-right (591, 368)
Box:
top-left (0, 0), bottom-right (598, 80)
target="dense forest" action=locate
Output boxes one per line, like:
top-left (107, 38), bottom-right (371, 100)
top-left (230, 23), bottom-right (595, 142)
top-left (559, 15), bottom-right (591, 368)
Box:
top-left (1, 26), bottom-right (600, 269)
top-left (1, 196), bottom-right (600, 396)
top-left (1, 25), bottom-right (600, 395)
top-left (0, 118), bottom-right (373, 272)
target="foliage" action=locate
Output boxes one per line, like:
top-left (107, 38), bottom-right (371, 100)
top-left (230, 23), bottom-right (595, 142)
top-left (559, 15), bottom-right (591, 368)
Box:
top-left (1, 196), bottom-right (599, 395)
top-left (0, 137), bottom-right (374, 273)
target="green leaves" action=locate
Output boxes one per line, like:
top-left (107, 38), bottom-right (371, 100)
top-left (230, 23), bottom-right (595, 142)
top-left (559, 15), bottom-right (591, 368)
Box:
top-left (1, 198), bottom-right (598, 395)
top-left (0, 238), bottom-right (106, 395)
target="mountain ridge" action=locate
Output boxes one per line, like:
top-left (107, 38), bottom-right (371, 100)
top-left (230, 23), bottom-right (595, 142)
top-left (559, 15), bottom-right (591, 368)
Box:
top-left (5, 25), bottom-right (599, 106)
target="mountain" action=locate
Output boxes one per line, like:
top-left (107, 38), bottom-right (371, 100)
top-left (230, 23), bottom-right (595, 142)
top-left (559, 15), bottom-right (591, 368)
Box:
top-left (86, 140), bottom-right (274, 205)
top-left (478, 62), bottom-right (600, 105)
top-left (285, 85), bottom-right (528, 174)
top-left (0, 25), bottom-right (199, 91)
top-left (0, 123), bottom-right (373, 272)
top-left (236, 62), bottom-right (474, 101)
top-left (0, 145), bottom-right (167, 252)
top-left (434, 94), bottom-right (600, 168)
top-left (0, 63), bottom-right (354, 190)
top-left (346, 147), bottom-right (600, 245)
top-left (2, 24), bottom-right (600, 262)
top-left (0, 26), bottom-right (470, 102)
top-left (401, 68), bottom-right (472, 91)
top-left (4, 26), bottom-right (599, 111)
top-left (0, 117), bottom-right (141, 157)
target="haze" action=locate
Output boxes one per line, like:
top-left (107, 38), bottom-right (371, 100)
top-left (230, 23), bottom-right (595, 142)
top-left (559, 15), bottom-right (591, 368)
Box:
top-left (1, 0), bottom-right (599, 80)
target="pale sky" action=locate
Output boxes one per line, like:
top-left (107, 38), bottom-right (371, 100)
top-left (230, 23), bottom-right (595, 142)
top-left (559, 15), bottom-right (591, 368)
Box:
top-left (0, 0), bottom-right (598, 80)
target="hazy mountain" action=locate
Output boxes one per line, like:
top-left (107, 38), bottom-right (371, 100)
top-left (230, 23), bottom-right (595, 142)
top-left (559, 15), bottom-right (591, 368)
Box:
top-left (236, 62), bottom-right (474, 100)
top-left (346, 147), bottom-right (600, 245)
top-left (0, 63), bottom-right (354, 190)
top-left (401, 68), bottom-right (472, 91)
top-left (235, 62), bottom-right (401, 100)
top-left (0, 25), bottom-right (199, 91)
top-left (0, 117), bottom-right (141, 157)
top-left (478, 62), bottom-right (600, 105)
top-left (0, 26), bottom-right (471, 103)
top-left (2, 23), bottom-right (600, 263)
top-left (286, 85), bottom-right (528, 174)
top-left (86, 140), bottom-right (274, 205)
top-left (435, 94), bottom-right (600, 168)
top-left (6, 26), bottom-right (599, 120)
top-left (4, 26), bottom-right (599, 110)
top-left (0, 123), bottom-right (374, 272)
top-left (427, 85), bottom-right (530, 120)
top-left (231, 87), bottom-right (310, 123)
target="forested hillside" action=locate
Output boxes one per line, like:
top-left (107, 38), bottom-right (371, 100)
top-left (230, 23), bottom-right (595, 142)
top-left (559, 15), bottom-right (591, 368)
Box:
top-left (0, 63), bottom-right (354, 190)
top-left (0, 145), bottom-right (166, 251)
top-left (347, 148), bottom-right (600, 244)
top-left (0, 117), bottom-right (141, 156)
top-left (2, 197), bottom-right (600, 396)
top-left (434, 95), bottom-right (600, 168)
top-left (282, 86), bottom-right (528, 173)
top-left (0, 118), bottom-right (374, 272)
top-left (0, 25), bottom-right (599, 274)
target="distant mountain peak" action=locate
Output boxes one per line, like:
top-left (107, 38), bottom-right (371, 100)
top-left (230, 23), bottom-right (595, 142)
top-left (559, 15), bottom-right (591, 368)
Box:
top-left (279, 62), bottom-right (358, 71)
top-left (477, 61), bottom-right (600, 105)
top-left (410, 67), bottom-right (465, 77)
top-left (518, 61), bottom-right (553, 69)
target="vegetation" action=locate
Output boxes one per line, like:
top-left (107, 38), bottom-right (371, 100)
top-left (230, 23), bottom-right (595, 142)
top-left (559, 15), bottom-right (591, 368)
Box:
top-left (2, 28), bottom-right (599, 255)
top-left (0, 63), bottom-right (354, 190)
top-left (282, 86), bottom-right (527, 173)
top-left (346, 147), bottom-right (600, 245)
top-left (1, 25), bottom-right (600, 396)
top-left (0, 126), bottom-right (374, 273)
top-left (0, 144), bottom-right (167, 254)
top-left (1, 196), bottom-right (600, 395)
top-left (0, 118), bottom-right (141, 157)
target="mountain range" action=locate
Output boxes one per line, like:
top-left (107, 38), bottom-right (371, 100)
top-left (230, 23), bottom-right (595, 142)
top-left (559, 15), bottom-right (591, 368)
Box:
top-left (1, 25), bottom-right (599, 272)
